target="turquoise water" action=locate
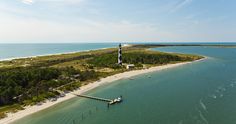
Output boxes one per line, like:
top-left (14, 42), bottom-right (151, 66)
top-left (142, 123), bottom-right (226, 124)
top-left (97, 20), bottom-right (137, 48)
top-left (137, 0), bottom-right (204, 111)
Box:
top-left (0, 43), bottom-right (117, 60)
top-left (13, 46), bottom-right (236, 124)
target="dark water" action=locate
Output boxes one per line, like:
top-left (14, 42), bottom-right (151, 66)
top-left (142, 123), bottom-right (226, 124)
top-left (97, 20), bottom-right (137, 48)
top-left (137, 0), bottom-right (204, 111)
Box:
top-left (0, 43), bottom-right (117, 60)
top-left (13, 46), bottom-right (236, 124)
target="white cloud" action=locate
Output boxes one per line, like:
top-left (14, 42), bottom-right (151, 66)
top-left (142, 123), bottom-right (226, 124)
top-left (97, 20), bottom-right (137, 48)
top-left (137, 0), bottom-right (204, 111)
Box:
top-left (22, 0), bottom-right (34, 5)
top-left (1, 0), bottom-right (234, 43)
top-left (170, 0), bottom-right (193, 13)
top-left (0, 14), bottom-right (168, 42)
top-left (0, 12), bottom-right (234, 43)
top-left (21, 0), bottom-right (85, 5)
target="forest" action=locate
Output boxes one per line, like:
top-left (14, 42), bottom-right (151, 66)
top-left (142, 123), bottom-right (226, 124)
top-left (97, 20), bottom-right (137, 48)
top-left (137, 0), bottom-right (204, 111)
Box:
top-left (0, 66), bottom-right (98, 106)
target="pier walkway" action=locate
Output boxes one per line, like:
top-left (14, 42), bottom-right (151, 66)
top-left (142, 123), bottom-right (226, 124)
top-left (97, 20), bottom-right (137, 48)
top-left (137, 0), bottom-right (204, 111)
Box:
top-left (72, 93), bottom-right (122, 105)
top-left (73, 94), bottom-right (112, 102)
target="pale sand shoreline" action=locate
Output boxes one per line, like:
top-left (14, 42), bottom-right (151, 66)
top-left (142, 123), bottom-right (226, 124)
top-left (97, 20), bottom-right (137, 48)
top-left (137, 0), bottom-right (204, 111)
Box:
top-left (0, 44), bottom-right (132, 62)
top-left (0, 47), bottom-right (113, 62)
top-left (0, 58), bottom-right (205, 124)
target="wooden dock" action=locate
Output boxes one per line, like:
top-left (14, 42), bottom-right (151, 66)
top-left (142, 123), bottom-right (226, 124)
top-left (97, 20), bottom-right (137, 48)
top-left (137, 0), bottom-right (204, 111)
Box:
top-left (73, 94), bottom-right (112, 102)
top-left (72, 93), bottom-right (122, 105)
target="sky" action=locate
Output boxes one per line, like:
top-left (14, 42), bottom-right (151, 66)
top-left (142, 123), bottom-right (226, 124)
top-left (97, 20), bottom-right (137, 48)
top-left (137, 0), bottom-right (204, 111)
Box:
top-left (0, 0), bottom-right (235, 43)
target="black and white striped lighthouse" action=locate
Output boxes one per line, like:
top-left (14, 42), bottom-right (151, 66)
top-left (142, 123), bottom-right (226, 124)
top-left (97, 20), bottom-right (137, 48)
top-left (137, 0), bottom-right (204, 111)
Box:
top-left (118, 43), bottom-right (122, 65)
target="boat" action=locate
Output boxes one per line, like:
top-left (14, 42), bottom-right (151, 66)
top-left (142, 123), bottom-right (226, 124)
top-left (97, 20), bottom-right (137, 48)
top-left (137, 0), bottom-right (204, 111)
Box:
top-left (109, 96), bottom-right (123, 105)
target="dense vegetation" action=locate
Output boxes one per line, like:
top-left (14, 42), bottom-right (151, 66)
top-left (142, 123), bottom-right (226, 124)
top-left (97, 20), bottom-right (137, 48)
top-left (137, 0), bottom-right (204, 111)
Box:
top-left (0, 45), bottom-right (203, 118)
top-left (0, 66), bottom-right (98, 107)
top-left (88, 50), bottom-right (201, 68)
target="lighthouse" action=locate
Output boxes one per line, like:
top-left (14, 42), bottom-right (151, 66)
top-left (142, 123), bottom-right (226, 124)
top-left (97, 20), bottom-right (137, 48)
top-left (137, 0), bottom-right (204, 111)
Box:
top-left (118, 44), bottom-right (122, 65)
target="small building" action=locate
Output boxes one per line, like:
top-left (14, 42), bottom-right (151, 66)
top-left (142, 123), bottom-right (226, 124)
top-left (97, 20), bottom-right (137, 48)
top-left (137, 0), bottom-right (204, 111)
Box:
top-left (126, 64), bottom-right (135, 69)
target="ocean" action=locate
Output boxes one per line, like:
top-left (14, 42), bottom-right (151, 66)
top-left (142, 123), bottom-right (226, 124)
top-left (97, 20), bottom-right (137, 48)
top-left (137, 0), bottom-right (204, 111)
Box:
top-left (0, 43), bottom-right (117, 60)
top-left (7, 44), bottom-right (236, 124)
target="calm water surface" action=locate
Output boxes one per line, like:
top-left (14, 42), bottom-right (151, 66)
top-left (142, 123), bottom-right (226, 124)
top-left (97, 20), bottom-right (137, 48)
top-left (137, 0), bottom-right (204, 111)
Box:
top-left (13, 46), bottom-right (236, 124)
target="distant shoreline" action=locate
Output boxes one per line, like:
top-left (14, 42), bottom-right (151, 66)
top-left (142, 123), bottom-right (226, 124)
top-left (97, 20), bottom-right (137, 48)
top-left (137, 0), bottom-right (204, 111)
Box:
top-left (0, 47), bottom-right (113, 62)
top-left (0, 44), bottom-right (132, 62)
top-left (0, 57), bottom-right (206, 124)
top-left (1, 43), bottom-right (234, 62)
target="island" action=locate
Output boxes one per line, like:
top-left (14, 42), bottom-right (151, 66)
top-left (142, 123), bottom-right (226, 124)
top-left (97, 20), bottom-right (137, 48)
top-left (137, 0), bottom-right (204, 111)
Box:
top-left (0, 44), bottom-right (203, 123)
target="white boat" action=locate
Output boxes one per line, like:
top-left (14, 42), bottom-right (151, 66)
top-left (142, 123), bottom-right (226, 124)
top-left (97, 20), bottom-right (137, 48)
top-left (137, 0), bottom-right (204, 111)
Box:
top-left (109, 97), bottom-right (122, 105)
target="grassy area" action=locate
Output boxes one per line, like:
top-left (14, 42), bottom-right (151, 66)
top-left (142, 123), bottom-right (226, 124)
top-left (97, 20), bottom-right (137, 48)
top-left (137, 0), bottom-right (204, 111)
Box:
top-left (0, 44), bottom-right (203, 118)
top-left (0, 104), bottom-right (24, 119)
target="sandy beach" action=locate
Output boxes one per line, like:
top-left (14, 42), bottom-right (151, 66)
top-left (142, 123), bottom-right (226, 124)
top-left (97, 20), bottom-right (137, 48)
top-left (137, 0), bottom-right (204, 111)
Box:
top-left (0, 58), bottom-right (204, 124)
top-left (0, 44), bottom-right (132, 62)
top-left (0, 47), bottom-right (113, 62)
